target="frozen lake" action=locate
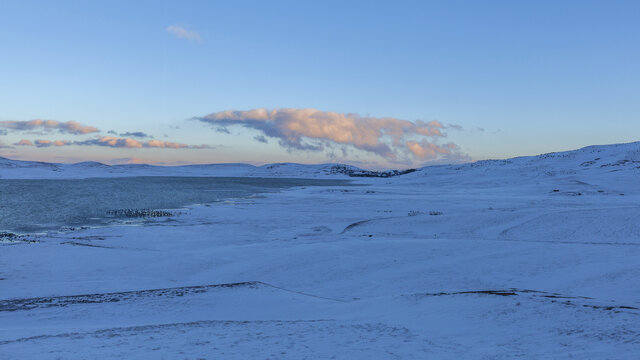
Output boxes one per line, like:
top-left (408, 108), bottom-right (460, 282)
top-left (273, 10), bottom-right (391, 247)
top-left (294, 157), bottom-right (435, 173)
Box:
top-left (0, 176), bottom-right (348, 233)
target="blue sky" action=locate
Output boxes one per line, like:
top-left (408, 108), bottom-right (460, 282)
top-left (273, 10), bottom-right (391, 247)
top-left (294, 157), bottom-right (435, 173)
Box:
top-left (0, 0), bottom-right (638, 168)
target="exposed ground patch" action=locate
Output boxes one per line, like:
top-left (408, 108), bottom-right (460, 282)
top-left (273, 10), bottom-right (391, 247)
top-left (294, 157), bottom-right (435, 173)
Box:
top-left (0, 281), bottom-right (344, 312)
top-left (403, 288), bottom-right (640, 313)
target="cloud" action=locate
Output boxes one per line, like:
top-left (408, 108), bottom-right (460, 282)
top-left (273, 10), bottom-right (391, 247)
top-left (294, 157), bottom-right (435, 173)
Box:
top-left (15, 139), bottom-right (33, 146)
top-left (16, 135), bottom-right (212, 150)
top-left (120, 131), bottom-right (150, 138)
top-left (188, 144), bottom-right (216, 149)
top-left (15, 139), bottom-right (71, 147)
top-left (77, 136), bottom-right (144, 148)
top-left (166, 25), bottom-right (201, 42)
top-left (253, 135), bottom-right (268, 143)
top-left (406, 140), bottom-right (456, 159)
top-left (0, 119), bottom-right (99, 134)
top-left (77, 136), bottom-right (198, 149)
top-left (195, 108), bottom-right (465, 163)
top-left (146, 139), bottom-right (189, 149)
top-left (34, 139), bottom-right (71, 147)
top-left (446, 123), bottom-right (486, 133)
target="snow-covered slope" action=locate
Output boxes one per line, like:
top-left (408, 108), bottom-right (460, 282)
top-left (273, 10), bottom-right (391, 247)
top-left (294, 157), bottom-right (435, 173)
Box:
top-left (409, 140), bottom-right (640, 180)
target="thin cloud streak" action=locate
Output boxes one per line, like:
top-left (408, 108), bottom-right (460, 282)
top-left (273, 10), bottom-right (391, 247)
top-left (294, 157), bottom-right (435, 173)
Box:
top-left (35, 139), bottom-right (71, 147)
top-left (15, 136), bottom-right (212, 150)
top-left (253, 135), bottom-right (268, 143)
top-left (120, 131), bottom-right (150, 138)
top-left (166, 25), bottom-right (201, 42)
top-left (0, 119), bottom-right (99, 134)
top-left (15, 139), bottom-right (33, 146)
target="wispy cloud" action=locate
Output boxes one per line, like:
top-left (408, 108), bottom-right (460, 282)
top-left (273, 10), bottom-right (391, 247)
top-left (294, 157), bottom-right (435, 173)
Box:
top-left (146, 139), bottom-right (191, 149)
top-left (76, 136), bottom-right (200, 149)
top-left (34, 139), bottom-right (71, 147)
top-left (0, 119), bottom-right (99, 135)
top-left (406, 140), bottom-right (456, 159)
top-left (195, 108), bottom-right (466, 163)
top-left (253, 135), bottom-right (268, 143)
top-left (166, 25), bottom-right (201, 42)
top-left (76, 136), bottom-right (145, 148)
top-left (13, 139), bottom-right (71, 148)
top-left (14, 139), bottom-right (33, 146)
top-left (120, 131), bottom-right (149, 138)
top-left (15, 135), bottom-right (212, 150)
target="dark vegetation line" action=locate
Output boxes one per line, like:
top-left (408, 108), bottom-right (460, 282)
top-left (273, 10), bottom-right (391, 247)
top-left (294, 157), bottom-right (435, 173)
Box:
top-left (329, 165), bottom-right (417, 178)
top-left (404, 288), bottom-right (639, 313)
top-left (0, 319), bottom-right (337, 346)
top-left (0, 281), bottom-right (344, 312)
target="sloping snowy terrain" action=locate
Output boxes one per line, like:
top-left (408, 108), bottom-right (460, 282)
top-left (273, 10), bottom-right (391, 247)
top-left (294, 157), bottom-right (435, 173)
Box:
top-left (1, 141), bottom-right (640, 359)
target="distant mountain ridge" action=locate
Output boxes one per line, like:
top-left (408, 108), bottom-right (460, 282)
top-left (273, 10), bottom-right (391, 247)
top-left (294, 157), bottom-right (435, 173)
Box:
top-left (1, 141), bottom-right (639, 179)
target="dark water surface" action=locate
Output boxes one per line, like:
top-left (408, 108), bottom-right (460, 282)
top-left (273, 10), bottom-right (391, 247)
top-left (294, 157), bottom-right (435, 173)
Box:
top-left (0, 176), bottom-right (348, 233)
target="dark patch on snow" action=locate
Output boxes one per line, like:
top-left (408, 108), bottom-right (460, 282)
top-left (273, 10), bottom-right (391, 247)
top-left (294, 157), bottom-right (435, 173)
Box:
top-left (0, 282), bottom-right (260, 312)
top-left (0, 280), bottom-right (345, 312)
top-left (60, 241), bottom-right (115, 249)
top-left (0, 232), bottom-right (39, 245)
top-left (106, 209), bottom-right (174, 218)
top-left (342, 219), bottom-right (375, 233)
top-left (0, 319), bottom-right (338, 346)
top-left (328, 165), bottom-right (416, 178)
top-left (404, 288), bottom-right (639, 313)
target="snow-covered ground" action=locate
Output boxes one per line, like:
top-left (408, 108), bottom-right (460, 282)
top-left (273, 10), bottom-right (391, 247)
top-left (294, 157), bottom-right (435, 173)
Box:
top-left (1, 141), bottom-right (640, 359)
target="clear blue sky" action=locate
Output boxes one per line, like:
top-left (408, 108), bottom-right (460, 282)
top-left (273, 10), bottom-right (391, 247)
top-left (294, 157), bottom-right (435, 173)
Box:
top-left (1, 0), bottom-right (638, 168)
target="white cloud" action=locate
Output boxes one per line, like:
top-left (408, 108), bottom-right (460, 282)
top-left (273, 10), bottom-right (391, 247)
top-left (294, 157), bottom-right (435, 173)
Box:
top-left (16, 135), bottom-right (212, 150)
top-left (166, 25), bottom-right (202, 42)
top-left (0, 119), bottom-right (99, 134)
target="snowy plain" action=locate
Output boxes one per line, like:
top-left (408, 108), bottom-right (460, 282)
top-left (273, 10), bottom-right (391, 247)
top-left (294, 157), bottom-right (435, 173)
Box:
top-left (1, 141), bottom-right (640, 359)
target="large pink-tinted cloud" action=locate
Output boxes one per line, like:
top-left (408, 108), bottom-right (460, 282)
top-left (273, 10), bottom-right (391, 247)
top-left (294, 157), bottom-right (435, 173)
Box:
top-left (0, 119), bottom-right (99, 134)
top-left (196, 108), bottom-right (464, 162)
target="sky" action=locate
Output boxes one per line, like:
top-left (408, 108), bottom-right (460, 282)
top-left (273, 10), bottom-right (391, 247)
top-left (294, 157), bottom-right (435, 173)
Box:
top-left (0, 0), bottom-right (638, 169)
